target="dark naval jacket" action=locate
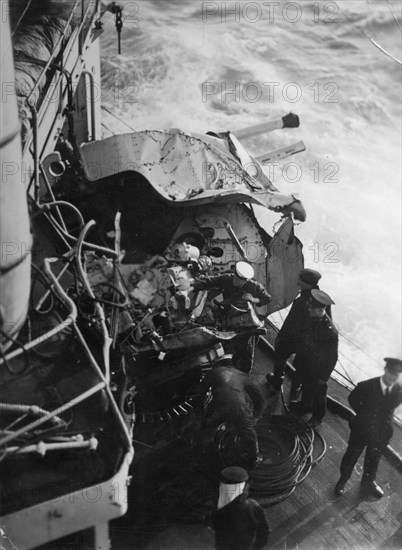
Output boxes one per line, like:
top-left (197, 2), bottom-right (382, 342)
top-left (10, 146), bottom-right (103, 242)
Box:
top-left (294, 313), bottom-right (339, 382)
top-left (209, 492), bottom-right (271, 550)
top-left (196, 367), bottom-right (264, 434)
top-left (348, 377), bottom-right (402, 445)
top-left (278, 288), bottom-right (318, 343)
top-left (193, 274), bottom-right (271, 306)
top-left (277, 286), bottom-right (332, 345)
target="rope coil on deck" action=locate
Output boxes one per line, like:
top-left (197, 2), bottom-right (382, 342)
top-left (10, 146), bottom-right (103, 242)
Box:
top-left (249, 415), bottom-right (326, 506)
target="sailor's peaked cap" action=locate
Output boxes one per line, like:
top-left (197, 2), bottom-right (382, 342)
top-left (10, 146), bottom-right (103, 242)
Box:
top-left (299, 268), bottom-right (322, 285)
top-left (310, 289), bottom-right (335, 307)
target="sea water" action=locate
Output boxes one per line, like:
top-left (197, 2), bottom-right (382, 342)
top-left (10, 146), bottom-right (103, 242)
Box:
top-left (100, 0), bottom-right (402, 386)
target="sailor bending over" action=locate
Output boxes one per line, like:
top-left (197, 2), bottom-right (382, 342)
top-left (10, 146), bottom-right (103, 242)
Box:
top-left (187, 261), bottom-right (271, 373)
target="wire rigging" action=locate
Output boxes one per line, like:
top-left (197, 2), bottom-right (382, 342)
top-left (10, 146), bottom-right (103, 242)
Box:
top-left (10, 0), bottom-right (34, 38)
top-left (101, 105), bottom-right (137, 132)
top-left (337, 2), bottom-right (402, 65)
top-left (387, 0), bottom-right (402, 31)
top-left (336, 357), bottom-right (355, 387)
top-left (338, 349), bottom-right (376, 378)
top-left (337, 329), bottom-right (382, 366)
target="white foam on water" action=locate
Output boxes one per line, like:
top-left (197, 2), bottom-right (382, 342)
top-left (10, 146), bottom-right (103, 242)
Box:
top-left (101, 0), bottom-right (401, 382)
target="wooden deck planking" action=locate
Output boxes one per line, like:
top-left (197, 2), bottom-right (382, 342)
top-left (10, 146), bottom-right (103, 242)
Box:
top-left (251, 345), bottom-right (402, 550)
top-left (109, 342), bottom-right (402, 550)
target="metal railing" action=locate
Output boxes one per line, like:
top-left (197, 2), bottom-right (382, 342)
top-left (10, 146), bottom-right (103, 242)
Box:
top-left (263, 317), bottom-right (402, 428)
top-left (21, 0), bottom-right (100, 199)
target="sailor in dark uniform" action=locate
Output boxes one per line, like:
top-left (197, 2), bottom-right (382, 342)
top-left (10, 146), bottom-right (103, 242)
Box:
top-left (191, 261), bottom-right (271, 310)
top-left (294, 289), bottom-right (338, 428)
top-left (190, 261), bottom-right (271, 373)
top-left (266, 269), bottom-right (328, 399)
top-left (195, 363), bottom-right (266, 468)
top-left (335, 357), bottom-right (402, 498)
top-left (208, 466), bottom-right (271, 550)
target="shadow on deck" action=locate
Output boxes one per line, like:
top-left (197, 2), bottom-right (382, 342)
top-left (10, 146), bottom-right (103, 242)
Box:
top-left (110, 343), bottom-right (402, 550)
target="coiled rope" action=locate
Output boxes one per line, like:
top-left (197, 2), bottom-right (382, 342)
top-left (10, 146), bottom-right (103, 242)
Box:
top-left (249, 415), bottom-right (326, 506)
top-left (213, 410), bottom-right (326, 507)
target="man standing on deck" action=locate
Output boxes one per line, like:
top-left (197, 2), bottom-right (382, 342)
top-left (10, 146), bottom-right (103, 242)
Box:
top-left (335, 358), bottom-right (402, 498)
top-left (294, 289), bottom-right (338, 428)
top-left (207, 466), bottom-right (271, 550)
top-left (266, 268), bottom-right (329, 400)
top-left (188, 261), bottom-right (271, 373)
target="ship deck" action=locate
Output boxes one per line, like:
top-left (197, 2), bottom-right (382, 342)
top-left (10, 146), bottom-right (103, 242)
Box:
top-left (109, 338), bottom-right (402, 550)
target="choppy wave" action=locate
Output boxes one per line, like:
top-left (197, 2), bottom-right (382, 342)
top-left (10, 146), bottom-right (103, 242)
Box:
top-left (101, 0), bottom-right (402, 382)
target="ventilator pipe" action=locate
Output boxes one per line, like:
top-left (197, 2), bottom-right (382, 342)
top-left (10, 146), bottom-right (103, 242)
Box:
top-left (48, 159), bottom-right (66, 178)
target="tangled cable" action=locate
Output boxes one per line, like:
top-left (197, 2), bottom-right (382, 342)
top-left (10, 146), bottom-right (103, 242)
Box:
top-left (249, 415), bottom-right (326, 506)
